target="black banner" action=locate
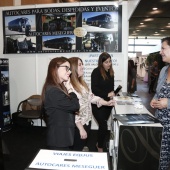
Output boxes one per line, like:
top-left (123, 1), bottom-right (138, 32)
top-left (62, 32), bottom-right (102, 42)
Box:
top-left (117, 125), bottom-right (162, 170)
top-left (3, 5), bottom-right (122, 54)
top-left (0, 58), bottom-right (11, 131)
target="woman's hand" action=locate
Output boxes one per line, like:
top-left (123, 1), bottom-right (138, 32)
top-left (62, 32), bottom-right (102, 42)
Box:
top-left (97, 98), bottom-right (116, 107)
top-left (79, 128), bottom-right (87, 139)
top-left (108, 91), bottom-right (115, 99)
top-left (63, 78), bottom-right (72, 91)
top-left (75, 111), bottom-right (79, 115)
top-left (150, 99), bottom-right (156, 108)
top-left (107, 99), bottom-right (116, 106)
top-left (150, 98), bottom-right (168, 109)
top-left (76, 122), bottom-right (87, 139)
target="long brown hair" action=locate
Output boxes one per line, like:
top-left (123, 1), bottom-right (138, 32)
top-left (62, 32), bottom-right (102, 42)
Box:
top-left (69, 57), bottom-right (89, 94)
top-left (98, 52), bottom-right (114, 80)
top-left (41, 57), bottom-right (70, 101)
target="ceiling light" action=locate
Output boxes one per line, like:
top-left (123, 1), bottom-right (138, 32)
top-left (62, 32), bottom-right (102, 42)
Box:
top-left (160, 30), bottom-right (165, 32)
top-left (144, 18), bottom-right (154, 22)
top-left (161, 0), bottom-right (170, 2)
top-left (140, 23), bottom-right (144, 24)
top-left (152, 8), bottom-right (158, 10)
top-left (150, 10), bottom-right (162, 15)
top-left (138, 25), bottom-right (146, 28)
top-left (155, 32), bottom-right (158, 33)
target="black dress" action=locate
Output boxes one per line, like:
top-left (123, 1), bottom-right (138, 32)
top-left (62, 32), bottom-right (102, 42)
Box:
top-left (91, 67), bottom-right (114, 148)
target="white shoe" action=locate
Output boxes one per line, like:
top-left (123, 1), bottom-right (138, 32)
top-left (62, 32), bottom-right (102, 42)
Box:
top-left (82, 146), bottom-right (89, 152)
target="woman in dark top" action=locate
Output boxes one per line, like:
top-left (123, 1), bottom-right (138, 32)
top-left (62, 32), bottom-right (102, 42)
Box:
top-left (128, 59), bottom-right (137, 93)
top-left (91, 52), bottom-right (115, 152)
top-left (41, 57), bottom-right (80, 151)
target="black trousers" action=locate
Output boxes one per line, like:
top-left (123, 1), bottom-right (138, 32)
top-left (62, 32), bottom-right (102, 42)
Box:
top-left (72, 121), bottom-right (91, 151)
top-left (92, 105), bottom-right (112, 148)
top-left (149, 76), bottom-right (156, 92)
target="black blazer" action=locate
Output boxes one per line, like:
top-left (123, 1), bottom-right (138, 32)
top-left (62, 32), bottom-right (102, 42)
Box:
top-left (44, 86), bottom-right (80, 148)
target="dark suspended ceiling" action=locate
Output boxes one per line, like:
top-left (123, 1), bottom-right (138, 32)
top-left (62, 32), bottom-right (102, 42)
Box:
top-left (128, 0), bottom-right (170, 38)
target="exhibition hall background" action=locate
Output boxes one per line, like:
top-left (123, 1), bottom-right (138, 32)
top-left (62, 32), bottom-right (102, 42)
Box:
top-left (0, 1), bottom-right (139, 128)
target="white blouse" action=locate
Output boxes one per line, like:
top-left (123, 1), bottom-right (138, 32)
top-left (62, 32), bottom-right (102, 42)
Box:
top-left (71, 85), bottom-right (101, 126)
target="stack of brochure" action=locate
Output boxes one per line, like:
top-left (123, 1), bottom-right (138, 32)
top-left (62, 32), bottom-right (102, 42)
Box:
top-left (114, 96), bottom-right (133, 105)
top-left (113, 114), bottom-right (160, 124)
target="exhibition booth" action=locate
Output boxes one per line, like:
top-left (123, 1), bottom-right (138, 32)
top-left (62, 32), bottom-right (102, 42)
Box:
top-left (0, 1), bottom-right (141, 129)
top-left (1, 1), bottom-right (162, 170)
top-left (110, 93), bottom-right (162, 170)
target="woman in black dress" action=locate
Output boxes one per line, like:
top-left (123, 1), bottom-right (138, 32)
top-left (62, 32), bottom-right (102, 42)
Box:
top-left (91, 52), bottom-right (115, 152)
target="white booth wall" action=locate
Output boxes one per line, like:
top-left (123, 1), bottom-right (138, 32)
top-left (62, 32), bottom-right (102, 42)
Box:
top-left (0, 1), bottom-right (139, 128)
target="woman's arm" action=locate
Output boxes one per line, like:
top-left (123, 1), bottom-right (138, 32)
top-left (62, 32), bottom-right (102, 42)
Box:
top-left (150, 98), bottom-right (168, 109)
top-left (90, 92), bottom-right (115, 107)
top-left (46, 87), bottom-right (80, 113)
top-left (152, 66), bottom-right (167, 100)
top-left (75, 121), bottom-right (87, 139)
top-left (151, 66), bottom-right (169, 106)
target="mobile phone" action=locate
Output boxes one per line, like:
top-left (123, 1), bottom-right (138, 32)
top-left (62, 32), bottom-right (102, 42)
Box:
top-left (114, 85), bottom-right (122, 95)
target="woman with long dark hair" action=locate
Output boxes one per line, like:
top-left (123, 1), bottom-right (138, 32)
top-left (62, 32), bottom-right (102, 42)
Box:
top-left (91, 52), bottom-right (115, 152)
top-left (41, 57), bottom-right (80, 151)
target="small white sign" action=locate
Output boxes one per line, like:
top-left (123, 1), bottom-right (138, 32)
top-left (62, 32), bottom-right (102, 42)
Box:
top-left (74, 27), bottom-right (87, 37)
top-left (28, 149), bottom-right (109, 170)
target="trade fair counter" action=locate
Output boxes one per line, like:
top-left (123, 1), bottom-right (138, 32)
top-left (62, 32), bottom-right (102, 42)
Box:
top-left (25, 149), bottom-right (111, 170)
top-left (109, 94), bottom-right (163, 170)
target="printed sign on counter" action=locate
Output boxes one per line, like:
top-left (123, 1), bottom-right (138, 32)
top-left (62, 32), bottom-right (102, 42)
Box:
top-left (26, 149), bottom-right (109, 170)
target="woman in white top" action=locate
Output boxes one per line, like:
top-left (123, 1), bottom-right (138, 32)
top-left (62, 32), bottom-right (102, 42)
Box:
top-left (68, 57), bottom-right (115, 151)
